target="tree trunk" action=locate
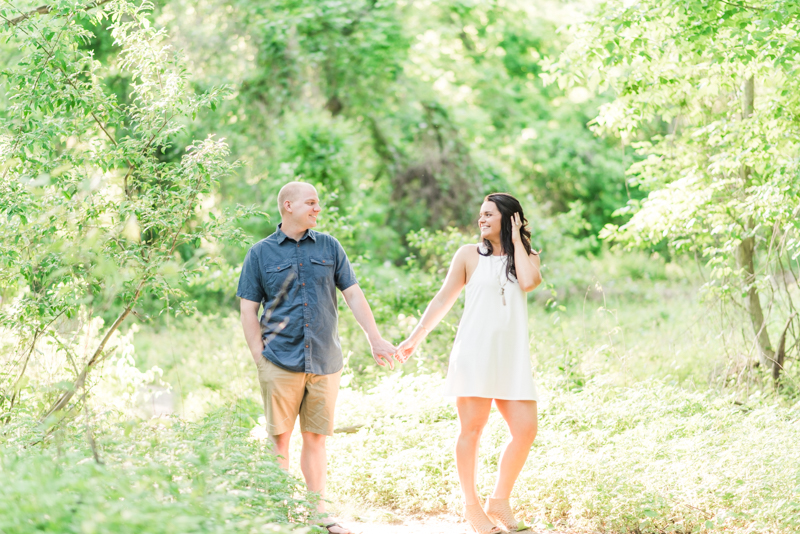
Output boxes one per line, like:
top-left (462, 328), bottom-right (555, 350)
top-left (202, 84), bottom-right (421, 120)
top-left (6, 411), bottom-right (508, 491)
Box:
top-left (773, 313), bottom-right (796, 386)
top-left (736, 76), bottom-right (775, 370)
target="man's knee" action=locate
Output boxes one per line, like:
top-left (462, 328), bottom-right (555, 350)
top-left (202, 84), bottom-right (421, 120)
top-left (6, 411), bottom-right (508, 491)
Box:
top-left (301, 431), bottom-right (327, 449)
top-left (271, 431), bottom-right (292, 452)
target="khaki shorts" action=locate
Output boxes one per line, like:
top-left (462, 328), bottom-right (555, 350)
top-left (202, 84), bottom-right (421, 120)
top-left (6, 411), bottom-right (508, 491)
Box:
top-left (256, 357), bottom-right (342, 436)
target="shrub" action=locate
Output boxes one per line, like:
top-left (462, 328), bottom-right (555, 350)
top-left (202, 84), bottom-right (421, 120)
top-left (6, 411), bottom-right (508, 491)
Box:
top-left (0, 406), bottom-right (317, 533)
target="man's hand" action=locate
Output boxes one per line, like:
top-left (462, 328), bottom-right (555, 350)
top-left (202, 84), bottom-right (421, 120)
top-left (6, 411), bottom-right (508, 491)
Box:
top-left (250, 346), bottom-right (264, 365)
top-left (240, 298), bottom-right (265, 366)
top-left (370, 336), bottom-right (397, 370)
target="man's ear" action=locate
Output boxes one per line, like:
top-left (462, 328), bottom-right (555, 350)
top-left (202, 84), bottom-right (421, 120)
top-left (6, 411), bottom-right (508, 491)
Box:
top-left (283, 200), bottom-right (293, 214)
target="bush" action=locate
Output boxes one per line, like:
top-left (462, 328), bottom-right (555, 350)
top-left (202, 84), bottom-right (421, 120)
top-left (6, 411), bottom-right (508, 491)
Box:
top-left (0, 406), bottom-right (317, 533)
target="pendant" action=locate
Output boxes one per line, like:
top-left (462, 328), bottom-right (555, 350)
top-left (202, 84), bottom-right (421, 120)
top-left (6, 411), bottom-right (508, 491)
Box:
top-left (500, 287), bottom-right (506, 306)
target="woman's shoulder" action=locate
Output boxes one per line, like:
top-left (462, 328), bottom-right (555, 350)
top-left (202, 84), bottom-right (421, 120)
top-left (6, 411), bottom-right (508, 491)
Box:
top-left (455, 243), bottom-right (482, 258)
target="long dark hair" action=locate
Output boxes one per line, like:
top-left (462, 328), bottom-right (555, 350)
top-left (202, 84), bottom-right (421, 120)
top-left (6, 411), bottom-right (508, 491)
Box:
top-left (479, 193), bottom-right (534, 281)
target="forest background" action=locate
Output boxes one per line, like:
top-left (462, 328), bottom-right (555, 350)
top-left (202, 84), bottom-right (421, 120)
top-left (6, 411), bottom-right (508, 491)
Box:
top-left (1, 0), bottom-right (799, 533)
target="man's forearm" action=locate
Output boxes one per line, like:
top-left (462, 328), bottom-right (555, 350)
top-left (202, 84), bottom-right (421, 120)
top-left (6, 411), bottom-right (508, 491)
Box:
top-left (343, 286), bottom-right (381, 343)
top-left (241, 311), bottom-right (264, 361)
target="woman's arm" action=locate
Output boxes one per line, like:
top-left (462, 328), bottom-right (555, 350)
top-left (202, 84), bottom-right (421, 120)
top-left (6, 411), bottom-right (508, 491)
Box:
top-left (395, 245), bottom-right (472, 362)
top-left (511, 213), bottom-right (542, 292)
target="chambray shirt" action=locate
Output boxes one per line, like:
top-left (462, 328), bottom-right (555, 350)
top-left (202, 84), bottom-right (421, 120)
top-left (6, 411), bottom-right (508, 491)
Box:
top-left (236, 225), bottom-right (358, 375)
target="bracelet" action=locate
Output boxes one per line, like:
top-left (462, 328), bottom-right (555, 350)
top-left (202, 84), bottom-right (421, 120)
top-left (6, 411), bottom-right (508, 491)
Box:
top-left (419, 323), bottom-right (430, 335)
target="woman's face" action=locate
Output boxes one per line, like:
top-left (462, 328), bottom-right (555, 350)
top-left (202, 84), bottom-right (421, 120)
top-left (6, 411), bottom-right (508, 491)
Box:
top-left (478, 201), bottom-right (502, 240)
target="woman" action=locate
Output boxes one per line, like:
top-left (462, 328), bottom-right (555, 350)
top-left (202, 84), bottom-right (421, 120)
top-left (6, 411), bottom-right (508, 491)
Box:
top-left (396, 193), bottom-right (542, 534)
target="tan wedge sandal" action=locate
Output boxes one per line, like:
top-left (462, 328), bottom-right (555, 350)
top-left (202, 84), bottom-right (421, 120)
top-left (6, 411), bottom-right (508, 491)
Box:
top-left (485, 498), bottom-right (524, 532)
top-left (464, 503), bottom-right (503, 534)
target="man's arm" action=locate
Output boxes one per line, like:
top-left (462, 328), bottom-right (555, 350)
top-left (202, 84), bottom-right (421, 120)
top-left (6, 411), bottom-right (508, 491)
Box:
top-left (240, 298), bottom-right (263, 364)
top-left (341, 285), bottom-right (396, 370)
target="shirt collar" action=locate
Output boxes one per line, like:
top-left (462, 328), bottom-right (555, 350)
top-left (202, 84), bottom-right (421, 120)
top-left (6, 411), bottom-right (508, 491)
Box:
top-left (276, 223), bottom-right (317, 244)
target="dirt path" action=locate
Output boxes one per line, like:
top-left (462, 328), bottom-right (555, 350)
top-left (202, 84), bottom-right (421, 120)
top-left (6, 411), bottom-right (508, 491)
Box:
top-left (347, 519), bottom-right (467, 534)
top-left (340, 516), bottom-right (540, 534)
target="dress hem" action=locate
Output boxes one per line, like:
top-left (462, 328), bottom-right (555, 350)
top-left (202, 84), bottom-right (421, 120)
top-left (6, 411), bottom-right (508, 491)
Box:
top-left (442, 393), bottom-right (539, 401)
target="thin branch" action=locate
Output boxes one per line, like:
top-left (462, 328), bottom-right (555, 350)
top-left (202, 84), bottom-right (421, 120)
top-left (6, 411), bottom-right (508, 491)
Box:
top-left (40, 277), bottom-right (146, 421)
top-left (718, 0), bottom-right (765, 12)
top-left (5, 0), bottom-right (112, 27)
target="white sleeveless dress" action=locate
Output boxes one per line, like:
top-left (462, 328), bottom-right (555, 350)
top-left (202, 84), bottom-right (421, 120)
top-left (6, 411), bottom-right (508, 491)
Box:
top-left (442, 248), bottom-right (539, 401)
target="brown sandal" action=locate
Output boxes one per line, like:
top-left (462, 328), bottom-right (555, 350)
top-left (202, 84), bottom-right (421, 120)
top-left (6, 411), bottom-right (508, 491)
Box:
top-left (485, 498), bottom-right (524, 532)
top-left (464, 503), bottom-right (503, 534)
top-left (320, 522), bottom-right (353, 534)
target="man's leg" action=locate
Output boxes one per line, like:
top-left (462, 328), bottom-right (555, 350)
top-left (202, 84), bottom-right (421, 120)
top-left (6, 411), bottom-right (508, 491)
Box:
top-left (257, 358), bottom-right (304, 467)
top-left (300, 431), bottom-right (327, 513)
top-left (301, 432), bottom-right (349, 534)
top-left (298, 369), bottom-right (342, 525)
top-left (270, 431), bottom-right (292, 470)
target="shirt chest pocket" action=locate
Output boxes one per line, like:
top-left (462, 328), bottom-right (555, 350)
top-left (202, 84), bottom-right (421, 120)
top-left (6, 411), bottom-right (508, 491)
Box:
top-left (309, 257), bottom-right (334, 284)
top-left (264, 262), bottom-right (296, 297)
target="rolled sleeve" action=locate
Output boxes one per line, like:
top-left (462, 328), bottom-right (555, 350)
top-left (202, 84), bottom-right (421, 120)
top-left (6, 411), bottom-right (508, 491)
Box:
top-left (333, 239), bottom-right (358, 291)
top-left (236, 248), bottom-right (266, 303)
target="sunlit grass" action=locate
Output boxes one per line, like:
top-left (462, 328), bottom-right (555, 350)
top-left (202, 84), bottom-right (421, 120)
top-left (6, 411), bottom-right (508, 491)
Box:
top-left (324, 373), bottom-right (800, 533)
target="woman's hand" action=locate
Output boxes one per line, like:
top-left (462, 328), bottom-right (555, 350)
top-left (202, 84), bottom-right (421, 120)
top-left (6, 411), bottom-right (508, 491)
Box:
top-left (511, 212), bottom-right (523, 245)
top-left (395, 338), bottom-right (418, 364)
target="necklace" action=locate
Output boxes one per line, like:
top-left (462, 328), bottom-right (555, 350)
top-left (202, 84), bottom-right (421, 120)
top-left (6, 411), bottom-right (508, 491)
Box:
top-left (492, 256), bottom-right (509, 306)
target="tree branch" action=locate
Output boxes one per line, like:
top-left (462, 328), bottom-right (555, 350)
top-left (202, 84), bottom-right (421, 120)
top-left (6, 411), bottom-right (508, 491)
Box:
top-left (5, 0), bottom-right (112, 27)
top-left (40, 277), bottom-right (146, 422)
top-left (718, 0), bottom-right (764, 12)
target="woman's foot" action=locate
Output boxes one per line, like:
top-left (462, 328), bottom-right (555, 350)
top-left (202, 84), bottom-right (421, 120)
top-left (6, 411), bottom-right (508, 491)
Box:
top-left (485, 498), bottom-right (522, 532)
top-left (464, 503), bottom-right (503, 534)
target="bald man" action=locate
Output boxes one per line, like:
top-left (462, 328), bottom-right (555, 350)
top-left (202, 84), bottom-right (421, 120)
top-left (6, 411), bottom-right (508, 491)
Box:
top-left (237, 182), bottom-right (396, 533)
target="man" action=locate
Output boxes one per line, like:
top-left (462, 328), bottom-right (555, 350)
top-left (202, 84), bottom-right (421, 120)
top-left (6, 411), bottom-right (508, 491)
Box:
top-left (237, 181), bottom-right (396, 534)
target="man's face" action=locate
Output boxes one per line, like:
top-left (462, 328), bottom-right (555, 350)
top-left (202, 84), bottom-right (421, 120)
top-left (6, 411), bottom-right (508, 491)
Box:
top-left (286, 185), bottom-right (322, 229)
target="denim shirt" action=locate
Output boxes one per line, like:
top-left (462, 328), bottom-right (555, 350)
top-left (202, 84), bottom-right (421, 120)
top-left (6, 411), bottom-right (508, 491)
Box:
top-left (236, 225), bottom-right (357, 375)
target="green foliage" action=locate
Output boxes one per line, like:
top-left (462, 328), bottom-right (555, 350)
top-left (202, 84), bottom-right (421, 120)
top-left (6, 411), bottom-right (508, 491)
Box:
top-left (156, 0), bottom-right (634, 260)
top-left (276, 113), bottom-right (358, 206)
top-left (0, 0), bottom-right (251, 420)
top-left (0, 407), bottom-right (316, 533)
top-left (549, 0), bottom-right (800, 376)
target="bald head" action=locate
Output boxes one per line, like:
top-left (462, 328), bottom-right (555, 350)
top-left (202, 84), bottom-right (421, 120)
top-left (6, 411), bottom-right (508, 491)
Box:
top-left (278, 181), bottom-right (317, 216)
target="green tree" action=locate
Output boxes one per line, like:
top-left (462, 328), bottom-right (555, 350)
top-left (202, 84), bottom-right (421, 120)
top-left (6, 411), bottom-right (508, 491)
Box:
top-left (551, 0), bottom-right (800, 383)
top-left (0, 0), bottom-right (248, 421)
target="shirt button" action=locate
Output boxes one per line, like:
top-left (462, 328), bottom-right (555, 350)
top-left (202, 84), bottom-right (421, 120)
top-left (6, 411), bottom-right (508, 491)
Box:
top-left (299, 263), bottom-right (302, 266)
top-left (305, 345), bottom-right (309, 348)
top-left (302, 282), bottom-right (305, 286)
top-left (322, 260), bottom-right (326, 263)
top-left (304, 303), bottom-right (307, 306)
top-left (305, 324), bottom-right (309, 327)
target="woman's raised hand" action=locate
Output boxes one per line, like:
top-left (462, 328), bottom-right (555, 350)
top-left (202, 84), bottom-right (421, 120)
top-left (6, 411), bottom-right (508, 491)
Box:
top-left (511, 212), bottom-right (523, 244)
top-left (394, 338), bottom-right (417, 364)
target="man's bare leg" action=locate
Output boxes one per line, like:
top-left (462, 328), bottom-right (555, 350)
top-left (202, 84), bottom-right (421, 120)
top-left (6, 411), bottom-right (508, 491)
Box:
top-left (300, 431), bottom-right (327, 513)
top-left (270, 431), bottom-right (292, 470)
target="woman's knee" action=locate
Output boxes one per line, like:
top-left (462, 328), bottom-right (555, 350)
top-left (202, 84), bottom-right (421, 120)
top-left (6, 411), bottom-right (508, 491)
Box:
top-left (511, 421), bottom-right (537, 444)
top-left (458, 421), bottom-right (486, 442)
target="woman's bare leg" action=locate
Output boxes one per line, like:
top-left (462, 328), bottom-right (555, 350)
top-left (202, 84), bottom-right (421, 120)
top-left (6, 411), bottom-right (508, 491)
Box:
top-left (491, 400), bottom-right (538, 499)
top-left (456, 397), bottom-right (493, 505)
